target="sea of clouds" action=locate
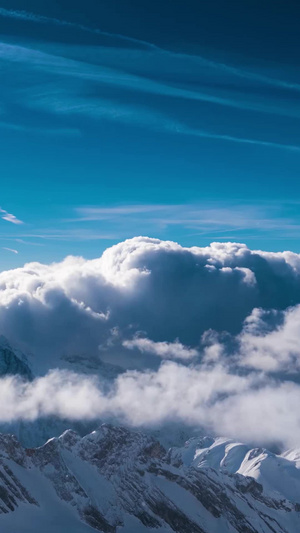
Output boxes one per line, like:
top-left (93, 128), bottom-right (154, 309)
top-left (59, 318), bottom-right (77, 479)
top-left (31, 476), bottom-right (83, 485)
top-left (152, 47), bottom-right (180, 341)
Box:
top-left (1, 236), bottom-right (300, 447)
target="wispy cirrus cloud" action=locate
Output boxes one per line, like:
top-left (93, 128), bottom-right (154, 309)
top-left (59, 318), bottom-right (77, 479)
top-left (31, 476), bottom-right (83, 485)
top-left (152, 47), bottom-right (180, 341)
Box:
top-left (1, 40), bottom-right (298, 121)
top-left (12, 229), bottom-right (117, 242)
top-left (75, 204), bottom-right (178, 221)
top-left (0, 120), bottom-right (81, 137)
top-left (24, 92), bottom-right (300, 153)
top-left (1, 203), bottom-right (299, 251)
top-left (1, 11), bottom-right (300, 154)
top-left (14, 239), bottom-right (45, 247)
top-left (1, 40), bottom-right (300, 152)
top-left (0, 7), bottom-right (153, 49)
top-left (2, 247), bottom-right (18, 254)
top-left (73, 203), bottom-right (300, 240)
top-left (0, 208), bottom-right (23, 225)
top-left (1, 6), bottom-right (300, 94)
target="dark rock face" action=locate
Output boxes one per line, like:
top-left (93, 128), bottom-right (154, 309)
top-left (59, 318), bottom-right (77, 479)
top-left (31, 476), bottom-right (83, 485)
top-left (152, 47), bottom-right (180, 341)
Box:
top-left (0, 435), bottom-right (38, 514)
top-left (0, 337), bottom-right (32, 380)
top-left (0, 425), bottom-right (299, 532)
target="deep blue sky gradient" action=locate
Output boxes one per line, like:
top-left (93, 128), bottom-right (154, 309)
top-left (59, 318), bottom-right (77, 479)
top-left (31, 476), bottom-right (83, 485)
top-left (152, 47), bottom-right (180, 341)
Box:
top-left (0, 0), bottom-right (300, 268)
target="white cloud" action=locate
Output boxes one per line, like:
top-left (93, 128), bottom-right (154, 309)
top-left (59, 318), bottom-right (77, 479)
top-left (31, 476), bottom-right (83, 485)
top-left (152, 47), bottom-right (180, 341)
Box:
top-left (0, 363), bottom-right (300, 448)
top-left (0, 207), bottom-right (23, 225)
top-left (3, 247), bottom-right (18, 254)
top-left (123, 337), bottom-right (199, 360)
top-left (0, 236), bottom-right (299, 367)
top-left (0, 237), bottom-right (300, 447)
top-left (238, 305), bottom-right (300, 372)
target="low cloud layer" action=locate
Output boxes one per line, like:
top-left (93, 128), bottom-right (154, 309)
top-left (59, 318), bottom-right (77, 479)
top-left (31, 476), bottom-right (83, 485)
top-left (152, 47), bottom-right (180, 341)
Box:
top-left (0, 363), bottom-right (300, 448)
top-left (1, 236), bottom-right (300, 447)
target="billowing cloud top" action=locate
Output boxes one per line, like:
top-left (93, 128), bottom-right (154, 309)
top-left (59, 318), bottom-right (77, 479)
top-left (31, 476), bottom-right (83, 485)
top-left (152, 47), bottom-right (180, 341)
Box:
top-left (1, 237), bottom-right (300, 447)
top-left (1, 236), bottom-right (300, 363)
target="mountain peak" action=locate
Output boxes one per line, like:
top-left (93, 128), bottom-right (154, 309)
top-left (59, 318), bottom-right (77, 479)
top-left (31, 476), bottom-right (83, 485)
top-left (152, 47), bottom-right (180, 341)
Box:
top-left (0, 426), bottom-right (300, 532)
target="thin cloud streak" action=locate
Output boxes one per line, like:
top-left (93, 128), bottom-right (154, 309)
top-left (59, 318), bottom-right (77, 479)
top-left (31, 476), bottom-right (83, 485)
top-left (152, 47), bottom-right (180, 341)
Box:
top-left (1, 42), bottom-right (299, 121)
top-left (1, 42), bottom-right (300, 150)
top-left (1, 7), bottom-right (300, 94)
top-left (170, 122), bottom-right (300, 152)
top-left (75, 204), bottom-right (180, 221)
top-left (2, 247), bottom-right (18, 254)
top-left (73, 203), bottom-right (300, 238)
top-left (0, 120), bottom-right (81, 137)
top-left (0, 7), bottom-right (154, 50)
top-left (25, 90), bottom-right (300, 153)
top-left (0, 208), bottom-right (23, 225)
top-left (14, 239), bottom-right (45, 247)
top-left (14, 229), bottom-right (118, 242)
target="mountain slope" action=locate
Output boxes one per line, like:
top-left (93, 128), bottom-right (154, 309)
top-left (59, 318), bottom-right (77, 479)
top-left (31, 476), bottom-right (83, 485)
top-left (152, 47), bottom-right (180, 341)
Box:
top-left (0, 336), bottom-right (32, 380)
top-left (0, 425), bottom-right (299, 533)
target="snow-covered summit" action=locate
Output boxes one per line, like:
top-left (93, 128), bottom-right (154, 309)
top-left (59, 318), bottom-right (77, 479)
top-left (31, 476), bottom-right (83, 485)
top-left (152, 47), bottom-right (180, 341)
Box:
top-left (0, 425), bottom-right (299, 532)
top-left (168, 435), bottom-right (300, 504)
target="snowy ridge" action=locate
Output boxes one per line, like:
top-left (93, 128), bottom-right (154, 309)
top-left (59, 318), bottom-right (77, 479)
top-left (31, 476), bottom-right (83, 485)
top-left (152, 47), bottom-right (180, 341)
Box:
top-left (169, 435), bottom-right (300, 504)
top-left (0, 425), bottom-right (299, 532)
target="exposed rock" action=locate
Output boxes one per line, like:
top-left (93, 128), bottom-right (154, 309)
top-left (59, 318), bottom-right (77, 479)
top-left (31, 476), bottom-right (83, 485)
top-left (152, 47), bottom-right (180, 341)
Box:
top-left (0, 425), bottom-right (299, 532)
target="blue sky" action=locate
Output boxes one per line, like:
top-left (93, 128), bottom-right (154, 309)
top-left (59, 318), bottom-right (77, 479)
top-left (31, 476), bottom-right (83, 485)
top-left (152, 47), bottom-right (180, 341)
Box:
top-left (1, 0), bottom-right (300, 268)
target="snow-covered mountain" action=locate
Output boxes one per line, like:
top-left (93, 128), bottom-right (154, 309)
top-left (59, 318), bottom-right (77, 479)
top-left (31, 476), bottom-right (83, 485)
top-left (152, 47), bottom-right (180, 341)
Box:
top-left (0, 336), bottom-right (119, 448)
top-left (0, 424), bottom-right (299, 533)
top-left (0, 336), bottom-right (300, 532)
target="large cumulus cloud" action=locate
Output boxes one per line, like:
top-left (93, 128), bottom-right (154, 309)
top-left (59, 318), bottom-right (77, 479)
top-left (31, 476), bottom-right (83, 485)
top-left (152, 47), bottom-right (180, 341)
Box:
top-left (1, 236), bottom-right (300, 448)
top-left (1, 236), bottom-right (300, 369)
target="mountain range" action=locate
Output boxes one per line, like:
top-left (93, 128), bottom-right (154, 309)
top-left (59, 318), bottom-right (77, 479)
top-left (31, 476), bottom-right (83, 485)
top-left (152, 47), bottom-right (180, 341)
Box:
top-left (0, 337), bottom-right (299, 532)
